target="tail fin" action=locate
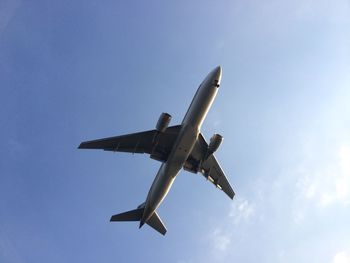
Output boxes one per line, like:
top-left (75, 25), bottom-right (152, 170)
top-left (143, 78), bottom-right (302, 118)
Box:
top-left (110, 208), bottom-right (144, 222)
top-left (146, 211), bottom-right (167, 235)
top-left (110, 206), bottom-right (167, 235)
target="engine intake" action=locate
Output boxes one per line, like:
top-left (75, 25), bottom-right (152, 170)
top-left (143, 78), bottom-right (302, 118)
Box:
top-left (206, 134), bottom-right (223, 159)
top-left (156, 112), bottom-right (171, 133)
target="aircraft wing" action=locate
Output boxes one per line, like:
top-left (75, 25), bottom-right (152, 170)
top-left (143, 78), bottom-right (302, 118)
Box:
top-left (78, 125), bottom-right (181, 162)
top-left (186, 133), bottom-right (235, 199)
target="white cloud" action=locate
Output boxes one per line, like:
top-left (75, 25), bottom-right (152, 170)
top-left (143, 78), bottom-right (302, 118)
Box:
top-left (206, 198), bottom-right (255, 257)
top-left (229, 198), bottom-right (255, 225)
top-left (296, 145), bottom-right (350, 208)
top-left (291, 143), bottom-right (350, 225)
top-left (332, 251), bottom-right (350, 263)
top-left (210, 228), bottom-right (231, 252)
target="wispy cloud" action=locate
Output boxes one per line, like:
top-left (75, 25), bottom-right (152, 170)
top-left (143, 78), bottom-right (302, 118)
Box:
top-left (0, 0), bottom-right (21, 36)
top-left (295, 145), bottom-right (350, 209)
top-left (210, 228), bottom-right (231, 252)
top-left (229, 198), bottom-right (255, 225)
top-left (332, 251), bottom-right (350, 263)
top-left (206, 197), bottom-right (255, 257)
top-left (290, 144), bottom-right (350, 225)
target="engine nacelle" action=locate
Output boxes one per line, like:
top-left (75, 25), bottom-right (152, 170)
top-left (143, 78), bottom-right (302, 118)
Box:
top-left (206, 134), bottom-right (223, 158)
top-left (156, 112), bottom-right (171, 133)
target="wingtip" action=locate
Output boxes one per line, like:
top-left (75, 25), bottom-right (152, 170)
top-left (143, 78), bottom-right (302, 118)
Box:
top-left (231, 192), bottom-right (235, 200)
top-left (77, 143), bottom-right (84, 149)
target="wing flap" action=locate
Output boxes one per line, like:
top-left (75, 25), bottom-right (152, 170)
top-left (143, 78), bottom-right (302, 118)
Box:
top-left (78, 125), bottom-right (182, 161)
top-left (187, 133), bottom-right (235, 199)
top-left (78, 130), bottom-right (155, 152)
top-left (201, 154), bottom-right (235, 199)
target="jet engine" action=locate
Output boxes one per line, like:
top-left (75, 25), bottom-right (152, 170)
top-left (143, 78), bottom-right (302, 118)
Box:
top-left (156, 112), bottom-right (171, 133)
top-left (206, 134), bottom-right (223, 158)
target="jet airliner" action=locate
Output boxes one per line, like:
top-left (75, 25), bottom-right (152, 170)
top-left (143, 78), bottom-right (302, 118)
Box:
top-left (78, 66), bottom-right (235, 235)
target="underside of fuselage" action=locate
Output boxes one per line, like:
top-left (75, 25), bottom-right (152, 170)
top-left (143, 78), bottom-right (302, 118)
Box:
top-left (138, 67), bottom-right (221, 234)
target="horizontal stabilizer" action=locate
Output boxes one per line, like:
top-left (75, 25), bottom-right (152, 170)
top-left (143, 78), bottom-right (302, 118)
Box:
top-left (146, 211), bottom-right (167, 235)
top-left (110, 208), bottom-right (143, 222)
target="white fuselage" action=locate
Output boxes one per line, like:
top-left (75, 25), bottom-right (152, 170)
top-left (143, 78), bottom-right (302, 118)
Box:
top-left (141, 67), bottom-right (222, 224)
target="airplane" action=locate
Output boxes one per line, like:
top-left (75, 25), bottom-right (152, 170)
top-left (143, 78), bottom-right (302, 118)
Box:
top-left (78, 66), bottom-right (235, 235)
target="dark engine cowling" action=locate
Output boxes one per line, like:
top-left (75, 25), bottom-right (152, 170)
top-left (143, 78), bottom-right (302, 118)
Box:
top-left (206, 134), bottom-right (223, 158)
top-left (156, 112), bottom-right (171, 133)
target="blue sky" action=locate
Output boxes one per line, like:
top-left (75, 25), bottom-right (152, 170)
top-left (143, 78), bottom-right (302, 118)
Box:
top-left (1, 0), bottom-right (349, 262)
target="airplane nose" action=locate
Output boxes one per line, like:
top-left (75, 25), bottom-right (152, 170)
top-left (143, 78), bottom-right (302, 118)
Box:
top-left (212, 66), bottom-right (222, 87)
top-left (201, 66), bottom-right (223, 88)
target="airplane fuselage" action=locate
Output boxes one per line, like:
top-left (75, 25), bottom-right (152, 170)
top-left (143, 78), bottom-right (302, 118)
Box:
top-left (140, 66), bottom-right (222, 225)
